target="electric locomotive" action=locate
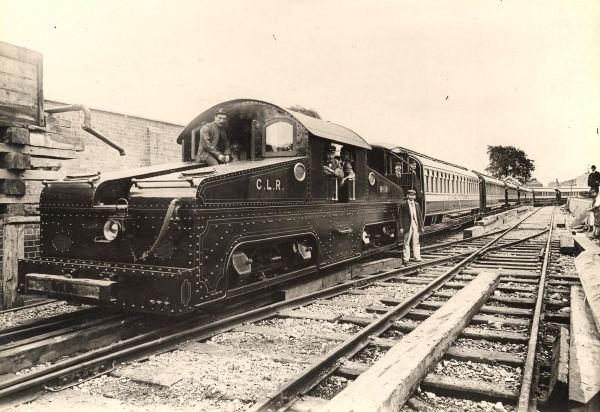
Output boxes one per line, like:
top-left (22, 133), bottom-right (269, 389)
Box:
top-left (18, 99), bottom-right (403, 315)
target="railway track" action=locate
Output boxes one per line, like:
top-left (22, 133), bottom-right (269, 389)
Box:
top-left (242, 207), bottom-right (568, 412)
top-left (0, 207), bottom-right (553, 410)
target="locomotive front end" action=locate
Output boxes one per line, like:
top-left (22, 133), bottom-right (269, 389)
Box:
top-left (18, 165), bottom-right (203, 315)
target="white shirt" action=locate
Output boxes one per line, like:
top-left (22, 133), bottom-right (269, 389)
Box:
top-left (408, 200), bottom-right (418, 225)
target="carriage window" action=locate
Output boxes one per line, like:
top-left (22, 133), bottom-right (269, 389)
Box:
top-left (263, 120), bottom-right (295, 156)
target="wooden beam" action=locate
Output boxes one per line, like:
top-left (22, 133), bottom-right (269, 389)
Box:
top-left (0, 169), bottom-right (61, 180)
top-left (0, 179), bottom-right (26, 195)
top-left (421, 374), bottom-right (517, 402)
top-left (0, 193), bottom-right (40, 204)
top-left (560, 234), bottom-right (576, 255)
top-left (29, 131), bottom-right (80, 150)
top-left (2, 222), bottom-right (25, 309)
top-left (569, 286), bottom-right (600, 405)
top-left (0, 142), bottom-right (76, 159)
top-left (574, 236), bottom-right (600, 331)
top-left (545, 326), bottom-right (569, 408)
top-left (0, 41), bottom-right (42, 66)
top-left (0, 152), bottom-right (30, 170)
top-left (0, 126), bottom-right (30, 144)
top-left (29, 156), bottom-right (62, 170)
top-left (321, 272), bottom-right (500, 412)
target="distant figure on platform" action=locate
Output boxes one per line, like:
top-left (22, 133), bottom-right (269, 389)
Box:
top-left (589, 190), bottom-right (600, 239)
top-left (196, 108), bottom-right (231, 166)
top-left (588, 165), bottom-right (600, 193)
top-left (399, 189), bottom-right (424, 264)
top-left (409, 160), bottom-right (423, 203)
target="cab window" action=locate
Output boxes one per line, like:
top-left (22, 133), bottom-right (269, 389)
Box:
top-left (263, 119), bottom-right (296, 157)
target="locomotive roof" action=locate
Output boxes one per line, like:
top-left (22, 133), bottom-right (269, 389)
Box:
top-left (287, 109), bottom-right (371, 149)
top-left (177, 99), bottom-right (371, 150)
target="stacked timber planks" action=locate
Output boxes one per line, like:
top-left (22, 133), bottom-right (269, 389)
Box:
top-left (0, 41), bottom-right (80, 209)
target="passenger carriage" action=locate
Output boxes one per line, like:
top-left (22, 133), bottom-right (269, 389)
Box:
top-left (368, 144), bottom-right (480, 225)
top-left (518, 185), bottom-right (533, 206)
top-left (472, 172), bottom-right (506, 211)
top-left (505, 182), bottom-right (520, 206)
top-left (530, 187), bottom-right (558, 206)
top-left (556, 187), bottom-right (589, 201)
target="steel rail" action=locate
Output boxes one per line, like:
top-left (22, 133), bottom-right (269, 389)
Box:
top-left (421, 227), bottom-right (506, 252)
top-left (250, 208), bottom-right (545, 411)
top-left (0, 209), bottom-right (544, 404)
top-left (0, 307), bottom-right (103, 341)
top-left (517, 207), bottom-right (555, 411)
top-left (0, 300), bottom-right (56, 315)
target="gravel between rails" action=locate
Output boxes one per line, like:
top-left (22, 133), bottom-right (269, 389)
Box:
top-left (453, 338), bottom-right (527, 354)
top-left (350, 343), bottom-right (388, 364)
top-left (402, 391), bottom-right (515, 412)
top-left (466, 322), bottom-right (529, 333)
top-left (433, 359), bottom-right (522, 392)
top-left (0, 302), bottom-right (87, 329)
top-left (308, 375), bottom-right (351, 400)
top-left (253, 316), bottom-right (361, 336)
top-left (359, 283), bottom-right (425, 300)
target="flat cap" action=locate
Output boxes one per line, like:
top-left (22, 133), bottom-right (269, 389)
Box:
top-left (407, 189), bottom-right (416, 195)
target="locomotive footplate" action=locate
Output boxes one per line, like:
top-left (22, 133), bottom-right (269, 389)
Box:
top-left (18, 258), bottom-right (202, 315)
top-left (26, 273), bottom-right (116, 302)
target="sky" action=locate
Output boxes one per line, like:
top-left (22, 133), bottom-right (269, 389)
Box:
top-left (2, 0), bottom-right (599, 185)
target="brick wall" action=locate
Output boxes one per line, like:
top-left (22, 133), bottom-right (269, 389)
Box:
top-left (45, 100), bottom-right (185, 174)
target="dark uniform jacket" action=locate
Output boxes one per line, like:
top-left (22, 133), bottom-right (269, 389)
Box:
top-left (196, 121), bottom-right (231, 162)
top-left (588, 171), bottom-right (600, 189)
top-left (389, 173), bottom-right (403, 187)
top-left (410, 172), bottom-right (423, 201)
top-left (398, 200), bottom-right (424, 233)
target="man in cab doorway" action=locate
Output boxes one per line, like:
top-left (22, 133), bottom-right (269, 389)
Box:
top-left (196, 108), bottom-right (232, 165)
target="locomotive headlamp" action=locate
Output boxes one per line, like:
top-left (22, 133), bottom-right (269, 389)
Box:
top-left (103, 219), bottom-right (121, 241)
top-left (368, 172), bottom-right (376, 186)
top-left (294, 163), bottom-right (306, 182)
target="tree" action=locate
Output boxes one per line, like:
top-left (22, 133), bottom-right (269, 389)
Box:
top-left (287, 105), bottom-right (322, 119)
top-left (485, 145), bottom-right (535, 184)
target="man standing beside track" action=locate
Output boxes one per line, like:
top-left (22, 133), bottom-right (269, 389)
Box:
top-left (588, 189), bottom-right (600, 240)
top-left (588, 165), bottom-right (600, 194)
top-left (195, 108), bottom-right (232, 165)
top-left (399, 189), bottom-right (424, 264)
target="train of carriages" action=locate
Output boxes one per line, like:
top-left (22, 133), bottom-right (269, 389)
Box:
top-left (17, 99), bottom-right (567, 315)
